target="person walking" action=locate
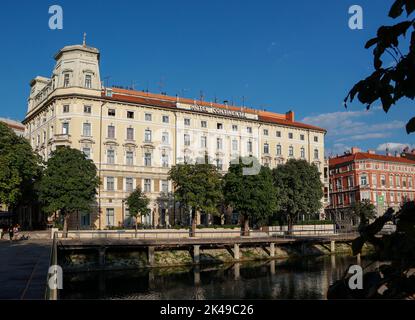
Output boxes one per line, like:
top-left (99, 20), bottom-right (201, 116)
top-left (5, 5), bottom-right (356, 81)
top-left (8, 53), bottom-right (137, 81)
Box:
top-left (8, 225), bottom-right (14, 243)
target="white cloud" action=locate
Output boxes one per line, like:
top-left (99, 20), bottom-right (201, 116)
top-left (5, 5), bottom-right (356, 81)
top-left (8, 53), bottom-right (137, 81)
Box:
top-left (326, 143), bottom-right (351, 156)
top-left (302, 109), bottom-right (405, 143)
top-left (376, 142), bottom-right (415, 153)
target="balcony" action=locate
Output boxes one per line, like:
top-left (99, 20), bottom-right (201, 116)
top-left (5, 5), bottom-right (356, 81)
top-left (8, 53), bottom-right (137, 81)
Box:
top-left (51, 134), bottom-right (72, 145)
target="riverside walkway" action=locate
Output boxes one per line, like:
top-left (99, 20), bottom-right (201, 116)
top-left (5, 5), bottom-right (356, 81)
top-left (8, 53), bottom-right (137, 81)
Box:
top-left (0, 240), bottom-right (51, 299)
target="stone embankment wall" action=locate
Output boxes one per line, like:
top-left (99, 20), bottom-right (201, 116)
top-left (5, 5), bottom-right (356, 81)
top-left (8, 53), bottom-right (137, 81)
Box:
top-left (60, 242), bottom-right (374, 271)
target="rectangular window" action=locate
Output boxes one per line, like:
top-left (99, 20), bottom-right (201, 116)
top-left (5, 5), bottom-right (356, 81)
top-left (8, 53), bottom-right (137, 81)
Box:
top-left (82, 147), bottom-right (91, 159)
top-left (372, 174), bottom-right (377, 186)
top-left (85, 74), bottom-right (92, 88)
top-left (162, 115), bottom-right (169, 123)
top-left (107, 125), bottom-right (115, 139)
top-left (84, 105), bottom-right (91, 114)
top-left (63, 105), bottom-right (69, 113)
top-left (63, 73), bottom-right (70, 87)
top-left (126, 151), bottom-right (134, 166)
top-left (264, 143), bottom-right (269, 154)
top-left (247, 141), bottom-right (252, 153)
top-left (184, 134), bottom-right (190, 146)
top-left (232, 125), bottom-right (238, 131)
top-left (108, 109), bottom-right (116, 117)
top-left (300, 134), bottom-right (305, 141)
top-left (127, 111), bottom-right (134, 119)
top-left (217, 123), bottom-right (223, 130)
top-left (162, 154), bottom-right (169, 168)
top-left (162, 132), bottom-right (169, 144)
top-left (216, 159), bottom-right (223, 171)
top-left (145, 113), bottom-right (152, 121)
top-left (232, 139), bottom-right (238, 151)
top-left (161, 180), bottom-right (168, 193)
top-left (144, 179), bottom-right (151, 192)
top-left (217, 138), bottom-right (223, 150)
top-left (126, 128), bottom-right (134, 140)
top-left (107, 150), bottom-right (115, 164)
top-left (389, 175), bottom-right (394, 187)
top-left (107, 177), bottom-right (115, 191)
top-left (144, 153), bottom-right (152, 166)
top-left (126, 177), bottom-right (134, 192)
top-left (403, 177), bottom-right (407, 188)
top-left (201, 121), bottom-right (207, 128)
top-left (396, 176), bottom-right (401, 187)
top-left (62, 122), bottom-right (69, 135)
top-left (184, 118), bottom-right (191, 126)
top-left (83, 123), bottom-right (91, 137)
top-left (381, 175), bottom-right (386, 187)
top-left (263, 129), bottom-right (269, 136)
top-left (276, 145), bottom-right (282, 156)
top-left (247, 127), bottom-right (252, 134)
top-left (360, 175), bottom-right (368, 186)
top-left (201, 136), bottom-right (207, 148)
top-left (106, 208), bottom-right (114, 226)
top-left (276, 131), bottom-right (281, 138)
top-left (144, 129), bottom-right (152, 142)
top-left (288, 132), bottom-right (293, 139)
top-left (314, 136), bottom-right (319, 142)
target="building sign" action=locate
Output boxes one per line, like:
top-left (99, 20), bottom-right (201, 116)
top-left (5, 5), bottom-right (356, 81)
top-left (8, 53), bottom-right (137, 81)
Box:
top-left (176, 103), bottom-right (258, 120)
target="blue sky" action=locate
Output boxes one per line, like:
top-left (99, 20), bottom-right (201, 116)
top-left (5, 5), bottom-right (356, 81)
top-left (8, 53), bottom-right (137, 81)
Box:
top-left (0, 0), bottom-right (413, 155)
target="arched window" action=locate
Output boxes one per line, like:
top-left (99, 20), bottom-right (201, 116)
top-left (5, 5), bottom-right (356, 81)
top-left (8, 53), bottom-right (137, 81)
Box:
top-left (314, 148), bottom-right (319, 160)
top-left (300, 147), bottom-right (305, 158)
top-left (289, 146), bottom-right (294, 157)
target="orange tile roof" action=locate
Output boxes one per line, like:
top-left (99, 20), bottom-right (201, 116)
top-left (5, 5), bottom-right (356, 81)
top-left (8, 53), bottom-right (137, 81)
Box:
top-left (329, 152), bottom-right (415, 167)
top-left (105, 88), bottom-right (326, 132)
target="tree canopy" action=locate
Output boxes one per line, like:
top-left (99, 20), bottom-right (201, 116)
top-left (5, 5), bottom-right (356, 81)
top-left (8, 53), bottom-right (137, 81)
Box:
top-left (0, 122), bottom-right (42, 209)
top-left (125, 187), bottom-right (150, 231)
top-left (38, 146), bottom-right (99, 234)
top-left (169, 161), bottom-right (223, 236)
top-left (344, 0), bottom-right (415, 133)
top-left (223, 157), bottom-right (277, 235)
top-left (272, 159), bottom-right (323, 230)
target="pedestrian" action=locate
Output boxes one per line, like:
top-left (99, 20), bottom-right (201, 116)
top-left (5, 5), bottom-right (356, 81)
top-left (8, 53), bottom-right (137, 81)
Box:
top-left (8, 225), bottom-right (14, 243)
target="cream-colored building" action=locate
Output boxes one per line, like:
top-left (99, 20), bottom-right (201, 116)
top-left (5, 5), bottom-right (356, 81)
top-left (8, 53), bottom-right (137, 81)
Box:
top-left (22, 42), bottom-right (327, 229)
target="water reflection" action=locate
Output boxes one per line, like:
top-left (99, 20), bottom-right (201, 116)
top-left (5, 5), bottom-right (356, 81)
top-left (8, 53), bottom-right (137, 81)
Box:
top-left (60, 256), bottom-right (378, 300)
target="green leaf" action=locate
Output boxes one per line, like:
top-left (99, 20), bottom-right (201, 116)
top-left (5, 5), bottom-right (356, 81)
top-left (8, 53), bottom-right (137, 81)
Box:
top-left (389, 0), bottom-right (405, 18)
top-left (406, 117), bottom-right (415, 133)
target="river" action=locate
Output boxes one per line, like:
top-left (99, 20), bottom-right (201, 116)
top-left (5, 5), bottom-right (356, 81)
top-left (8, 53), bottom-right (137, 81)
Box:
top-left (60, 255), bottom-right (379, 300)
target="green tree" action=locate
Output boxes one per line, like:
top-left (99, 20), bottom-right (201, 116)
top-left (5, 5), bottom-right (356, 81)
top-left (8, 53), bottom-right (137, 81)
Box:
top-left (223, 157), bottom-right (277, 236)
top-left (272, 159), bottom-right (323, 233)
top-left (344, 0), bottom-right (415, 133)
top-left (38, 146), bottom-right (99, 236)
top-left (125, 187), bottom-right (150, 233)
top-left (350, 199), bottom-right (377, 231)
top-left (169, 161), bottom-right (222, 237)
top-left (0, 122), bottom-right (42, 210)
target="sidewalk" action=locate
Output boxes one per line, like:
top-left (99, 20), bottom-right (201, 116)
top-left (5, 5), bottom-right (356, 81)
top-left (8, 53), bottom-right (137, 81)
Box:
top-left (0, 240), bottom-right (51, 299)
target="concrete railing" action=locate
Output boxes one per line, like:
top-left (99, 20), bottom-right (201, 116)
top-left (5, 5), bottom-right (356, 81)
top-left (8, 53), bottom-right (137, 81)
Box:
top-left (56, 224), bottom-right (338, 239)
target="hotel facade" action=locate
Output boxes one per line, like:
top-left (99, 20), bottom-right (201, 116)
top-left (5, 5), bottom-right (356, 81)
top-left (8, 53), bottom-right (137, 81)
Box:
top-left (22, 43), bottom-right (327, 229)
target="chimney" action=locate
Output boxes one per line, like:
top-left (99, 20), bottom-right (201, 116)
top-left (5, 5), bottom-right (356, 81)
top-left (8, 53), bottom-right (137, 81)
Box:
top-left (351, 147), bottom-right (360, 154)
top-left (286, 110), bottom-right (295, 122)
top-left (367, 149), bottom-right (376, 154)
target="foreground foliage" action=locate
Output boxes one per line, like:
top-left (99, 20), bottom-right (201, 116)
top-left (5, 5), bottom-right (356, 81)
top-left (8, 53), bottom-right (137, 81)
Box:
top-left (38, 147), bottom-right (99, 236)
